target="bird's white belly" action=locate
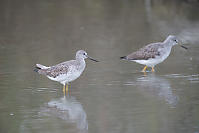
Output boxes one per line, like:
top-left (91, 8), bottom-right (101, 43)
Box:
top-left (47, 70), bottom-right (83, 85)
top-left (133, 49), bottom-right (171, 67)
top-left (134, 58), bottom-right (164, 67)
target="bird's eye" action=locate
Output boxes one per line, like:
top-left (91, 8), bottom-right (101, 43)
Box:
top-left (83, 53), bottom-right (86, 55)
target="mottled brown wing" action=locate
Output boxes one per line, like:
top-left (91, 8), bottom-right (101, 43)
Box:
top-left (127, 43), bottom-right (162, 60)
top-left (45, 63), bottom-right (69, 78)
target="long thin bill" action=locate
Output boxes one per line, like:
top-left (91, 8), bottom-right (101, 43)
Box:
top-left (180, 45), bottom-right (188, 50)
top-left (87, 56), bottom-right (99, 62)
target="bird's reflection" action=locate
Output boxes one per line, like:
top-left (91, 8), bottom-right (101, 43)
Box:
top-left (20, 95), bottom-right (88, 133)
top-left (45, 96), bottom-right (88, 131)
top-left (136, 73), bottom-right (178, 107)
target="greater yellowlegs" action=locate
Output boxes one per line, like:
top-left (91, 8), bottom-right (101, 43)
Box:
top-left (34, 50), bottom-right (99, 96)
top-left (120, 35), bottom-right (187, 72)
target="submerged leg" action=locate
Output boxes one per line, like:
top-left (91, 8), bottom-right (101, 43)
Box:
top-left (62, 84), bottom-right (69, 96)
top-left (66, 84), bottom-right (68, 93)
top-left (142, 66), bottom-right (148, 72)
top-left (63, 85), bottom-right (65, 95)
top-left (151, 67), bottom-right (155, 72)
top-left (64, 84), bottom-right (68, 96)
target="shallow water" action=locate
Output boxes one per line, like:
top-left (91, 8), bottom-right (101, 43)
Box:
top-left (0, 0), bottom-right (199, 133)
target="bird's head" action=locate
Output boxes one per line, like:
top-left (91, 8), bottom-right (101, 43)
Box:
top-left (166, 35), bottom-right (179, 46)
top-left (76, 50), bottom-right (99, 62)
top-left (165, 35), bottom-right (188, 49)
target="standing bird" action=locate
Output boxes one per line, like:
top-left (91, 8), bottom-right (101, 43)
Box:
top-left (34, 50), bottom-right (99, 96)
top-left (120, 35), bottom-right (187, 72)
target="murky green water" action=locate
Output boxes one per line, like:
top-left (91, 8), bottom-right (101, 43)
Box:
top-left (0, 0), bottom-right (199, 133)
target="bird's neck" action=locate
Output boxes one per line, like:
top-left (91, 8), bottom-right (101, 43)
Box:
top-left (76, 57), bottom-right (86, 71)
top-left (163, 38), bottom-right (174, 46)
top-left (76, 57), bottom-right (85, 65)
top-left (163, 39), bottom-right (173, 48)
top-left (163, 38), bottom-right (170, 44)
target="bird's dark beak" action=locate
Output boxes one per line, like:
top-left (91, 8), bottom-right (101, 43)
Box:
top-left (87, 55), bottom-right (99, 62)
top-left (178, 41), bottom-right (188, 50)
top-left (180, 45), bottom-right (188, 50)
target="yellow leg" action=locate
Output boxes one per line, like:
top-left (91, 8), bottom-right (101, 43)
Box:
top-left (65, 84), bottom-right (68, 93)
top-left (142, 66), bottom-right (148, 72)
top-left (63, 84), bottom-right (69, 96)
top-left (151, 67), bottom-right (155, 72)
top-left (63, 85), bottom-right (65, 93)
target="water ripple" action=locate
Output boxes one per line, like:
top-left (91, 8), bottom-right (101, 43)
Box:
top-left (164, 74), bottom-right (199, 83)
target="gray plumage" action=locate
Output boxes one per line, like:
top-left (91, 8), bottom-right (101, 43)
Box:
top-left (125, 42), bottom-right (163, 60)
top-left (34, 50), bottom-right (98, 85)
top-left (120, 35), bottom-right (180, 70)
top-left (36, 60), bottom-right (77, 78)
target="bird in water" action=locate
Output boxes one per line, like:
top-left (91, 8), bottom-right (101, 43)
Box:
top-left (34, 50), bottom-right (99, 96)
top-left (120, 35), bottom-right (187, 72)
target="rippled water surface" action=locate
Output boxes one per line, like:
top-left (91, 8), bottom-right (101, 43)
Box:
top-left (0, 0), bottom-right (199, 133)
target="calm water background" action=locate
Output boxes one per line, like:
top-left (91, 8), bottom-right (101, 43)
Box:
top-left (0, 0), bottom-right (199, 133)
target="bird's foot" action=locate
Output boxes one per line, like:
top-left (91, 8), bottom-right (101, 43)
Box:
top-left (151, 67), bottom-right (155, 72)
top-left (141, 66), bottom-right (148, 72)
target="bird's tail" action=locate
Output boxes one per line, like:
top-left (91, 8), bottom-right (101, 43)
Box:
top-left (36, 64), bottom-right (49, 69)
top-left (120, 56), bottom-right (127, 60)
top-left (34, 66), bottom-right (41, 73)
top-left (34, 64), bottom-right (49, 74)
